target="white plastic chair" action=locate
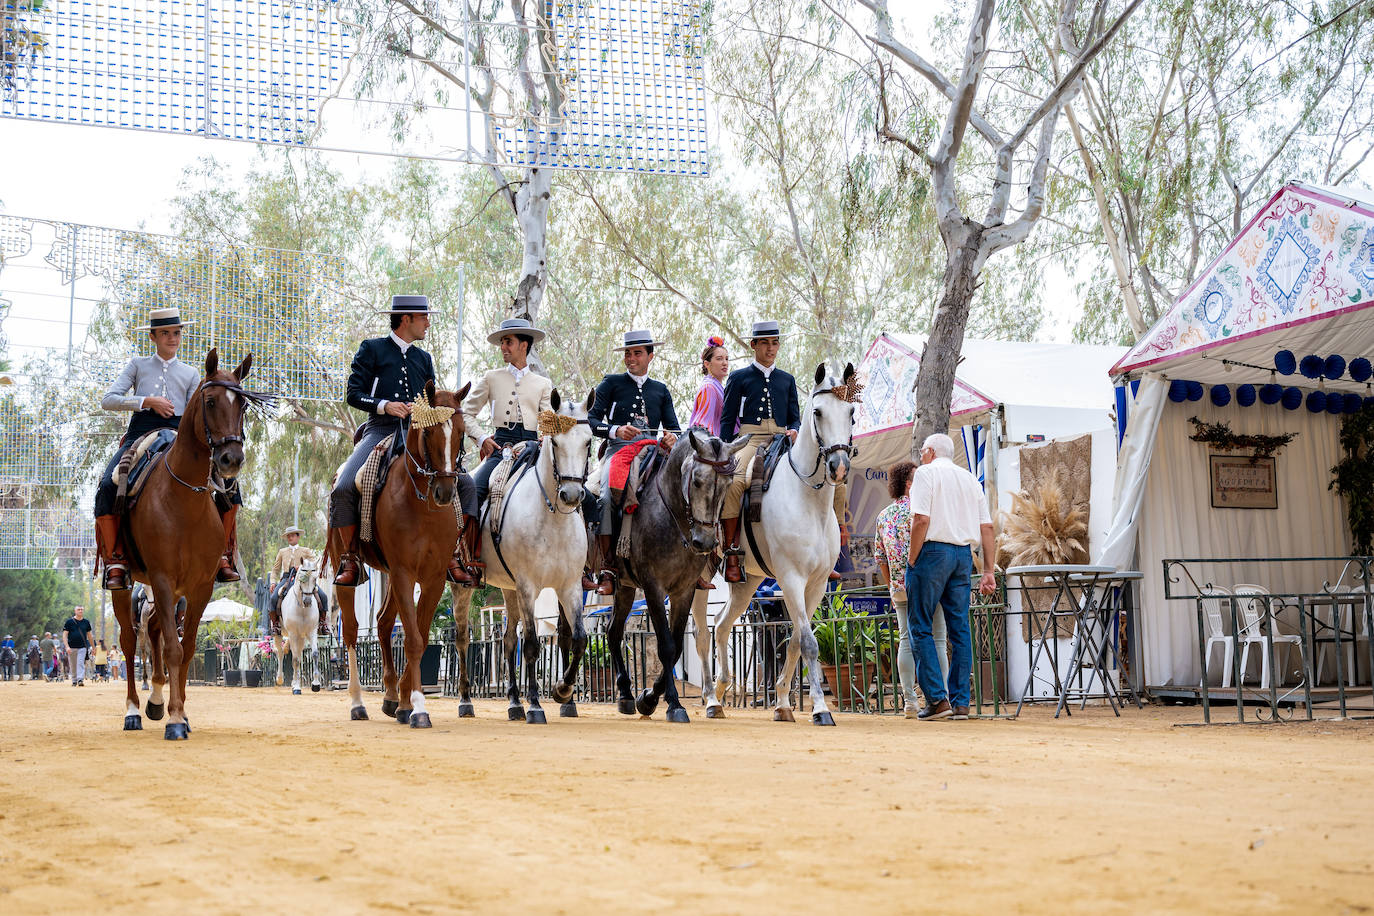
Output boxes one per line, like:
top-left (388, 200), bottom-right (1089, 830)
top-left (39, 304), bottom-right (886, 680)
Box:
top-left (1199, 586), bottom-right (1234, 688)
top-left (1315, 595), bottom-right (1372, 687)
top-left (1234, 584), bottom-right (1302, 688)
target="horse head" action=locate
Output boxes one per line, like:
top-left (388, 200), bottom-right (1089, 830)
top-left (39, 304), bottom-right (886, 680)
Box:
top-left (411, 379), bottom-right (471, 506)
top-left (296, 559), bottom-right (319, 606)
top-left (200, 348), bottom-right (256, 479)
top-left (542, 388), bottom-right (594, 509)
top-left (682, 428), bottom-right (750, 553)
top-left (810, 362), bottom-right (860, 486)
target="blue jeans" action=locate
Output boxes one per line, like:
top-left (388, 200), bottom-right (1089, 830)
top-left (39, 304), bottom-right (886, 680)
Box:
top-left (904, 542), bottom-right (973, 708)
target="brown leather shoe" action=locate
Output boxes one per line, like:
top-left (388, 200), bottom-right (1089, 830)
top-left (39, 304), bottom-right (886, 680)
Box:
top-left (596, 534), bottom-right (617, 596)
top-left (695, 577), bottom-right (716, 590)
top-left (332, 525), bottom-right (365, 586)
top-left (446, 556), bottom-right (474, 587)
top-left (952, 706), bottom-right (970, 720)
top-left (917, 699), bottom-right (952, 721)
top-left (95, 515), bottom-right (130, 591)
top-left (582, 569), bottom-right (599, 591)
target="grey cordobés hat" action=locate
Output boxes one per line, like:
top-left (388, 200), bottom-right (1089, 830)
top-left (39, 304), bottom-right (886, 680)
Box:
top-left (134, 307), bottom-right (195, 331)
top-left (613, 329), bottom-right (665, 351)
top-left (375, 294), bottom-right (437, 315)
top-left (487, 317), bottom-right (547, 346)
top-left (748, 319), bottom-right (787, 341)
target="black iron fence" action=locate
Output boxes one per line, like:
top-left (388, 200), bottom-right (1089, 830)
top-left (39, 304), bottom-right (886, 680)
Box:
top-left (1163, 556), bottom-right (1374, 724)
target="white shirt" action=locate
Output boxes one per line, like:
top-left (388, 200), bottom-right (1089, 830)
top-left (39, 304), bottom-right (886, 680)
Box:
top-left (908, 457), bottom-right (992, 548)
top-left (752, 360), bottom-right (773, 378)
top-left (628, 370), bottom-right (648, 388)
top-left (507, 364), bottom-right (530, 382)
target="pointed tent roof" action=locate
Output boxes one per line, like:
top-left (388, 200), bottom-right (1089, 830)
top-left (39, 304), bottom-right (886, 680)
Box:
top-left (854, 333), bottom-right (996, 441)
top-left (1113, 182), bottom-right (1374, 391)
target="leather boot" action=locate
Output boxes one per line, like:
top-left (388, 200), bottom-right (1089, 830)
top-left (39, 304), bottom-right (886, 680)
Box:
top-left (333, 526), bottom-right (366, 586)
top-left (446, 529), bottom-right (474, 587)
top-left (596, 534), bottom-right (618, 596)
top-left (582, 527), bottom-right (599, 591)
top-left (95, 515), bottom-right (130, 591)
top-left (215, 506), bottom-right (241, 583)
top-left (697, 551), bottom-right (720, 591)
top-left (447, 516), bottom-right (480, 587)
top-left (722, 516), bottom-right (744, 583)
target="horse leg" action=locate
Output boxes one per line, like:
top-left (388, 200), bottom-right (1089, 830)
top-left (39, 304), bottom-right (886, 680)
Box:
top-left (273, 629), bottom-right (286, 687)
top-left (337, 582), bottom-right (367, 720)
top-left (769, 572), bottom-right (812, 724)
top-left (309, 631), bottom-right (322, 692)
top-left (454, 587), bottom-right (475, 717)
top-left (113, 589), bottom-right (142, 731)
top-left (660, 594), bottom-right (694, 724)
top-left (502, 589), bottom-right (524, 721)
top-left (518, 584), bottom-right (545, 725)
top-left (552, 586), bottom-right (587, 718)
top-left (691, 589), bottom-right (724, 718)
top-left (377, 582), bottom-right (401, 719)
top-left (150, 579), bottom-right (187, 739)
top-left (800, 574), bottom-right (836, 726)
top-left (389, 570), bottom-right (419, 725)
top-left (608, 590), bottom-right (636, 715)
top-left (173, 595), bottom-right (207, 736)
top-left (145, 601), bottom-right (170, 723)
top-left (290, 626), bottom-right (304, 695)
top-left (404, 575), bottom-right (444, 729)
top-left (635, 583), bottom-right (675, 718)
top-left (712, 577), bottom-right (758, 707)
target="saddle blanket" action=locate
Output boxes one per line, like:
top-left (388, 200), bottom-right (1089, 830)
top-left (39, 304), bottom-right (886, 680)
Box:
top-left (114, 428), bottom-right (177, 515)
top-left (355, 433), bottom-right (396, 543)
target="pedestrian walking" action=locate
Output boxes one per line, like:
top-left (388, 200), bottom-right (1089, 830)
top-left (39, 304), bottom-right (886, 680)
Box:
top-left (61, 606), bottom-right (93, 686)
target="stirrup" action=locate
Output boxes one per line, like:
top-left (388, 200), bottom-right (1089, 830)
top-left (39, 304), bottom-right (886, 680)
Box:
top-left (102, 563), bottom-right (130, 591)
top-left (596, 569), bottom-right (617, 596)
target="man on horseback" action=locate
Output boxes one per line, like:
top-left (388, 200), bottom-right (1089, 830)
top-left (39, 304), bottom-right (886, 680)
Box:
top-left (329, 294), bottom-right (476, 587)
top-left (94, 306), bottom-right (241, 589)
top-left (269, 526), bottom-right (322, 632)
top-left (586, 330), bottom-right (679, 595)
top-left (460, 317), bottom-right (552, 587)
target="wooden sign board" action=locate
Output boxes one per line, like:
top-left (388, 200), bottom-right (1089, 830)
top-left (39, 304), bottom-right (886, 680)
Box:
top-left (1209, 455), bottom-right (1278, 509)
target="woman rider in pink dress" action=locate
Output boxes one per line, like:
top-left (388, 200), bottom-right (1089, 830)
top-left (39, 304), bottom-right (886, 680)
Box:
top-left (688, 336), bottom-right (730, 587)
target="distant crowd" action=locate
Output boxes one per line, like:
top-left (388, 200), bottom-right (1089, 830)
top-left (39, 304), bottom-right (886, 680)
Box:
top-left (0, 606), bottom-right (132, 684)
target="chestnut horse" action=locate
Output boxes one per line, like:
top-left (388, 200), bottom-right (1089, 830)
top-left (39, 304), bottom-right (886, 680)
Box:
top-left (328, 380), bottom-right (470, 728)
top-left (111, 349), bottom-right (262, 740)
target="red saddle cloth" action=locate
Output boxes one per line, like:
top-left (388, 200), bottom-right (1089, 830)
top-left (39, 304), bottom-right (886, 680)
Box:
top-left (608, 439), bottom-right (660, 497)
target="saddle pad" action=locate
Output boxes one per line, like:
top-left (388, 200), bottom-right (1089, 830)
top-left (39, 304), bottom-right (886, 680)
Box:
top-left (355, 434), bottom-right (395, 544)
top-left (485, 441), bottom-right (536, 525)
top-left (747, 433), bottom-right (790, 523)
top-left (114, 428), bottom-right (177, 515)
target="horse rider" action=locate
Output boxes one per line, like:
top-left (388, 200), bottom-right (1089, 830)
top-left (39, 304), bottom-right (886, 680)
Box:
top-left (329, 294), bottom-right (476, 587)
top-left (586, 329), bottom-right (679, 595)
top-left (460, 317), bottom-right (552, 587)
top-left (269, 526), bottom-right (322, 631)
top-left (717, 319), bottom-right (803, 583)
top-left (94, 306), bottom-right (241, 590)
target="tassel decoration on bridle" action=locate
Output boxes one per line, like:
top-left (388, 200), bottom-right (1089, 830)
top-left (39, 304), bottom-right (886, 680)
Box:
top-left (537, 410), bottom-right (578, 436)
top-left (830, 379), bottom-right (865, 403)
top-left (410, 392), bottom-right (455, 429)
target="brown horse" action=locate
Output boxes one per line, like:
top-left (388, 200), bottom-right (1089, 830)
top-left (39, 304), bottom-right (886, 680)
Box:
top-left (328, 379), bottom-right (470, 728)
top-left (111, 349), bottom-right (261, 740)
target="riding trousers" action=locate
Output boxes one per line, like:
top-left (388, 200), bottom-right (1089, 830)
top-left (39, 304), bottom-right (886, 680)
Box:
top-left (93, 411), bottom-right (181, 517)
top-left (329, 425), bottom-right (393, 528)
top-left (718, 421), bottom-right (847, 524)
top-left (473, 426), bottom-right (539, 508)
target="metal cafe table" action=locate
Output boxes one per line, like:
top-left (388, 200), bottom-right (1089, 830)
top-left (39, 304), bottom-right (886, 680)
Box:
top-left (1007, 564), bottom-right (1138, 718)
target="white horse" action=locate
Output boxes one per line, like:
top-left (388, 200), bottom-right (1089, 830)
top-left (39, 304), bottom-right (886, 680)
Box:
top-left (467, 388), bottom-right (594, 724)
top-left (694, 362), bottom-right (857, 726)
top-left (273, 559), bottom-right (324, 695)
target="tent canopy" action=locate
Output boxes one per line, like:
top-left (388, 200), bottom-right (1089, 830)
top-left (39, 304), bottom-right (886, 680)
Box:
top-left (1113, 182), bottom-right (1374, 393)
top-left (202, 598), bottom-right (254, 622)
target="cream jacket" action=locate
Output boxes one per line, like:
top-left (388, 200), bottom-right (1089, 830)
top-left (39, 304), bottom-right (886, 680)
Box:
top-left (270, 545), bottom-right (318, 584)
top-left (462, 366), bottom-right (553, 445)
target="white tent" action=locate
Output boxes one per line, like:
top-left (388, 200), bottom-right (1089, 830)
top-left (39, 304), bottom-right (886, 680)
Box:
top-left (202, 597), bottom-right (255, 622)
top-left (1102, 181), bottom-right (1374, 688)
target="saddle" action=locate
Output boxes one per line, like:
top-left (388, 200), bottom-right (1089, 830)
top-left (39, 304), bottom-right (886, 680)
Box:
top-left (745, 433), bottom-right (791, 524)
top-left (354, 433), bottom-right (405, 544)
top-left (113, 429), bottom-right (177, 516)
top-left (483, 441), bottom-right (540, 539)
top-left (612, 443), bottom-right (669, 560)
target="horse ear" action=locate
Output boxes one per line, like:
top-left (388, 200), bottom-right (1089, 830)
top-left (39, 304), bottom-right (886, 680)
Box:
top-left (234, 353), bottom-right (253, 382)
top-left (843, 362), bottom-right (856, 384)
top-left (455, 382), bottom-right (471, 402)
top-left (687, 427), bottom-right (708, 456)
top-left (550, 388), bottom-right (561, 412)
top-left (727, 433), bottom-right (752, 455)
top-left (424, 379), bottom-right (436, 404)
top-left (814, 363), bottom-right (827, 386)
top-left (205, 348), bottom-right (219, 376)
top-left (585, 388), bottom-right (596, 411)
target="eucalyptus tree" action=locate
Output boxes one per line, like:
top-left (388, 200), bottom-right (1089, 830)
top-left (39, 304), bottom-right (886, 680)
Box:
top-left (836, 0), bottom-right (1142, 450)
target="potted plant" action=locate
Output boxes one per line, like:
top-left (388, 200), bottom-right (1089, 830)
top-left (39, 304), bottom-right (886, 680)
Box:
top-left (813, 598), bottom-right (881, 705)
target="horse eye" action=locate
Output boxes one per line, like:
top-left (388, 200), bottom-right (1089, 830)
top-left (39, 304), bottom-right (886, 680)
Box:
top-left (813, 408), bottom-right (820, 417)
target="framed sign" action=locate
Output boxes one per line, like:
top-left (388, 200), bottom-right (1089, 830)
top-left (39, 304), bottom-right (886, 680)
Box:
top-left (1210, 455), bottom-right (1278, 509)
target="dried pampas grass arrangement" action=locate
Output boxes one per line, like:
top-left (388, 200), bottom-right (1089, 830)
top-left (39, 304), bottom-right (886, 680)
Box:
top-left (1000, 475), bottom-right (1089, 639)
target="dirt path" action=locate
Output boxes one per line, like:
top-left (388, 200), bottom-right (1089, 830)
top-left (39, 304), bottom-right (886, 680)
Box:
top-left (0, 680), bottom-right (1370, 913)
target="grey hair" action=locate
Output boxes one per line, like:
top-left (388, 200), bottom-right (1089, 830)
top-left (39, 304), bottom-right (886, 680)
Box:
top-left (921, 433), bottom-right (955, 459)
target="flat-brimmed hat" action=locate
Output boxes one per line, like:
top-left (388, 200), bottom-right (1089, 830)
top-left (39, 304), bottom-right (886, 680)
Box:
top-left (134, 307), bottom-right (195, 331)
top-left (613, 329), bottom-right (664, 351)
top-left (747, 320), bottom-right (786, 341)
top-left (487, 317), bottom-right (547, 346)
top-left (375, 294), bottom-right (437, 315)
top-left (281, 526), bottom-right (304, 539)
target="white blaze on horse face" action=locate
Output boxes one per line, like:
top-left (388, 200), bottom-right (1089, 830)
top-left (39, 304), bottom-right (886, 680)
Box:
top-left (443, 419), bottom-right (454, 473)
top-left (224, 389), bottom-right (237, 405)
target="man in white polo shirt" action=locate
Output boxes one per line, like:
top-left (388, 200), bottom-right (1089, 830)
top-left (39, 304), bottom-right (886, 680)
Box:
top-left (905, 433), bottom-right (998, 721)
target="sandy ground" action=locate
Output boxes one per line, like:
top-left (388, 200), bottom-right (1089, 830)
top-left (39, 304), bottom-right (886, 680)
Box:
top-left (0, 679), bottom-right (1371, 914)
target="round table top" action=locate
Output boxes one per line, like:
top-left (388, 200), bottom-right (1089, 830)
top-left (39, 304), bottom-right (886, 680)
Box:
top-left (1069, 570), bottom-right (1144, 582)
top-left (1005, 564), bottom-right (1116, 577)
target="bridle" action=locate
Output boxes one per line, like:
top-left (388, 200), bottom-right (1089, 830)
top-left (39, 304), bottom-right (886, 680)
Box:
top-left (657, 445), bottom-right (737, 553)
top-left (402, 416), bottom-right (462, 506)
top-left (531, 418), bottom-right (592, 515)
top-left (167, 377), bottom-right (263, 493)
top-left (787, 387), bottom-right (856, 491)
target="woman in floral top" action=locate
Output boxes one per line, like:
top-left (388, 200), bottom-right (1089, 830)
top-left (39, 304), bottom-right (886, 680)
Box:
top-left (874, 460), bottom-right (948, 716)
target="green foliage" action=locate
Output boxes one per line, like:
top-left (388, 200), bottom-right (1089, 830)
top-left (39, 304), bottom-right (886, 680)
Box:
top-left (812, 594), bottom-right (891, 667)
top-left (0, 568), bottom-right (84, 641)
top-left (1188, 417), bottom-right (1297, 461)
top-left (1331, 405), bottom-right (1374, 555)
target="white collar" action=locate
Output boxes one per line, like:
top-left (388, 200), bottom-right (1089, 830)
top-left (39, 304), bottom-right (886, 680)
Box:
top-left (389, 331), bottom-right (411, 354)
top-left (752, 360), bottom-right (773, 378)
top-left (153, 353), bottom-right (178, 369)
top-left (628, 370), bottom-right (649, 388)
top-left (507, 363), bottom-right (529, 381)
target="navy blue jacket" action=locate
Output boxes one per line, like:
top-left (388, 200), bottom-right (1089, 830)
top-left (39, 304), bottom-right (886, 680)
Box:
top-left (346, 336), bottom-right (436, 433)
top-left (588, 373), bottom-right (680, 440)
top-left (721, 364), bottom-right (801, 437)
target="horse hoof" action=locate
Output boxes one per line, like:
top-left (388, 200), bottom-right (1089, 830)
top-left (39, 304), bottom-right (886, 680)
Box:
top-left (164, 723), bottom-right (189, 741)
top-left (551, 683), bottom-right (573, 704)
top-left (773, 708), bottom-right (796, 723)
top-left (350, 706), bottom-right (369, 721)
top-left (395, 708), bottom-right (411, 725)
top-left (183, 719), bottom-right (190, 734)
top-left (812, 710), bottom-right (836, 726)
top-left (292, 688), bottom-right (301, 695)
top-left (145, 701), bottom-right (165, 721)
top-left (409, 712), bottom-right (432, 729)
top-left (635, 690), bottom-right (659, 717)
top-left (123, 714), bottom-right (143, 731)
top-left (526, 708), bottom-right (547, 725)
top-left (617, 697), bottom-right (636, 716)
top-left (508, 706), bottom-right (525, 721)
top-left (666, 707), bottom-right (690, 724)
top-left (704, 705), bottom-right (726, 719)
top-left (311, 684), bottom-right (321, 693)
top-left (381, 698), bottom-right (399, 717)
top-left (458, 702), bottom-right (476, 718)
top-left (559, 702), bottom-right (578, 718)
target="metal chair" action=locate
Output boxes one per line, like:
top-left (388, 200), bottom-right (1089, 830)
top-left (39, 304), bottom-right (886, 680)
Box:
top-left (1233, 584), bottom-right (1301, 688)
top-left (1199, 585), bottom-right (1234, 688)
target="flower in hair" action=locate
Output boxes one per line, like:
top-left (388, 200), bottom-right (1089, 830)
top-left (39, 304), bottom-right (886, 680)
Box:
top-left (707, 336), bottom-right (724, 348)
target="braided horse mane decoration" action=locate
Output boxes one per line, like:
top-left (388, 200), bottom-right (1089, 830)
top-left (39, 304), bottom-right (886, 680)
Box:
top-left (410, 391), bottom-right (456, 429)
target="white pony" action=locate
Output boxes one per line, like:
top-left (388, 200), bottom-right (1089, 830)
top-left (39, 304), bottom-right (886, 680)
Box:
top-left (273, 559), bottom-right (324, 695)
top-left (465, 389), bottom-right (594, 724)
top-left (694, 363), bottom-right (857, 726)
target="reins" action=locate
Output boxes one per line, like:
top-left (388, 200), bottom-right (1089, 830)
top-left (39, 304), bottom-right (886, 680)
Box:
top-left (655, 447), bottom-right (736, 553)
top-left (166, 377), bottom-right (274, 493)
top-left (785, 388), bottom-right (856, 490)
